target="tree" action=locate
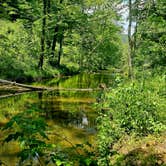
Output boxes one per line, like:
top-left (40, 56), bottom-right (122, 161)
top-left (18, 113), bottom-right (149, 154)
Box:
top-left (133, 0), bottom-right (166, 69)
top-left (77, 0), bottom-right (122, 71)
top-left (0, 0), bottom-right (124, 80)
top-left (38, 0), bottom-right (47, 69)
top-left (127, 0), bottom-right (135, 79)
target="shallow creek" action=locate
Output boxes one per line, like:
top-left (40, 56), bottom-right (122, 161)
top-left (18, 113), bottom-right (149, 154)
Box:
top-left (0, 72), bottom-right (114, 165)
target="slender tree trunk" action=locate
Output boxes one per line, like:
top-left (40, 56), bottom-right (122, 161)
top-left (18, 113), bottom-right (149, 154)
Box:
top-left (46, 0), bottom-right (52, 51)
top-left (51, 26), bottom-right (59, 57)
top-left (128, 0), bottom-right (133, 79)
top-left (133, 0), bottom-right (139, 58)
top-left (57, 33), bottom-right (64, 67)
top-left (47, 0), bottom-right (50, 13)
top-left (133, 22), bottom-right (137, 56)
top-left (51, 0), bottom-right (63, 59)
top-left (38, 0), bottom-right (47, 69)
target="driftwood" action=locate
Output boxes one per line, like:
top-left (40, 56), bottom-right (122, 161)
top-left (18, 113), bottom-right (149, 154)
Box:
top-left (0, 78), bottom-right (104, 99)
top-left (0, 79), bottom-right (102, 92)
top-left (0, 79), bottom-right (49, 91)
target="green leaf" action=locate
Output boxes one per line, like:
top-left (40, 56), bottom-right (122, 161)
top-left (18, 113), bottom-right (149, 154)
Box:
top-left (3, 119), bottom-right (15, 130)
top-left (56, 159), bottom-right (63, 166)
top-left (39, 131), bottom-right (49, 139)
top-left (4, 132), bottom-right (23, 142)
top-left (18, 149), bottom-right (31, 161)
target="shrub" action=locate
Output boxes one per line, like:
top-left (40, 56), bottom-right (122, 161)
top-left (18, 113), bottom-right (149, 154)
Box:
top-left (96, 77), bottom-right (166, 165)
top-left (108, 82), bottom-right (165, 135)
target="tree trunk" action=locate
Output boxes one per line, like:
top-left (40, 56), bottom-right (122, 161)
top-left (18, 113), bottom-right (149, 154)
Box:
top-left (57, 33), bottom-right (64, 67)
top-left (51, 26), bottom-right (59, 57)
top-left (46, 0), bottom-right (52, 51)
top-left (133, 0), bottom-right (139, 58)
top-left (47, 0), bottom-right (50, 13)
top-left (38, 0), bottom-right (47, 69)
top-left (128, 0), bottom-right (133, 79)
top-left (133, 22), bottom-right (137, 56)
top-left (51, 0), bottom-right (63, 59)
top-left (0, 79), bottom-right (49, 91)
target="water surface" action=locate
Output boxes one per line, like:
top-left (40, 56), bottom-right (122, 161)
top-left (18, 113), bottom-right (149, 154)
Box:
top-left (0, 72), bottom-right (114, 165)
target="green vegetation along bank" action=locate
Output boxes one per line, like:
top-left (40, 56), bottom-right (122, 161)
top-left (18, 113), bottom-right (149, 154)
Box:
top-left (0, 0), bottom-right (166, 165)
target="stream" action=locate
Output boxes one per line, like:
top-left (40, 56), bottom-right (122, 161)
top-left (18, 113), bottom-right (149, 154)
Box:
top-left (0, 72), bottom-right (114, 165)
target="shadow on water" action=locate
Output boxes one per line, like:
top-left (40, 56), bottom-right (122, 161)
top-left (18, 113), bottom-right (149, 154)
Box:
top-left (0, 72), bottom-right (114, 164)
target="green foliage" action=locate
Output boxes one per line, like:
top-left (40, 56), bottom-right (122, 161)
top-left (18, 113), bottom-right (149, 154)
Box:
top-left (0, 20), bottom-right (36, 81)
top-left (0, 0), bottom-right (166, 165)
top-left (77, 0), bottom-right (122, 71)
top-left (96, 75), bottom-right (166, 165)
top-left (47, 142), bottom-right (97, 166)
top-left (2, 107), bottom-right (49, 163)
top-left (57, 64), bottom-right (80, 76)
top-left (135, 0), bottom-right (166, 68)
top-left (0, 20), bottom-right (60, 81)
top-left (109, 84), bottom-right (165, 135)
top-left (1, 105), bottom-right (97, 165)
top-left (0, 20), bottom-right (33, 79)
top-left (97, 111), bottom-right (123, 166)
top-left (0, 0), bottom-right (123, 79)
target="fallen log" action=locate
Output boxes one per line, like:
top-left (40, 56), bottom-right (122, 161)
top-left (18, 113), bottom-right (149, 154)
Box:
top-left (0, 79), bottom-right (107, 99)
top-left (0, 79), bottom-right (49, 91)
top-left (0, 79), bottom-right (102, 91)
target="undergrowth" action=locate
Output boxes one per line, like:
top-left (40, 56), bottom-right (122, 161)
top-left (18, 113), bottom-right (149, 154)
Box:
top-left (96, 74), bottom-right (166, 165)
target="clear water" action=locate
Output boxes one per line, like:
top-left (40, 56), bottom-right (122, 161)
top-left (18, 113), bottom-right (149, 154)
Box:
top-left (0, 72), bottom-right (114, 165)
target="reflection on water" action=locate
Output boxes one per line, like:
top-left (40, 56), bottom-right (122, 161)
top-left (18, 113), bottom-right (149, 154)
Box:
top-left (82, 114), bottom-right (88, 126)
top-left (0, 72), bottom-right (114, 164)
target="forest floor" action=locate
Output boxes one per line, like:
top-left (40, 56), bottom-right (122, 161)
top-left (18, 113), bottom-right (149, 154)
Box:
top-left (111, 133), bottom-right (166, 165)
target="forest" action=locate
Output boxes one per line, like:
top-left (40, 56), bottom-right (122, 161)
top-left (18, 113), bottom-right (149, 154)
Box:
top-left (0, 0), bottom-right (165, 165)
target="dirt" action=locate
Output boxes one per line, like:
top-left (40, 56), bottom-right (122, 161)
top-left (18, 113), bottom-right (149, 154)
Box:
top-left (112, 134), bottom-right (166, 166)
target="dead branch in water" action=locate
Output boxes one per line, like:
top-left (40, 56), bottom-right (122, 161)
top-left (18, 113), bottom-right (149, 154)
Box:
top-left (0, 79), bottom-right (49, 91)
top-left (0, 79), bottom-right (106, 99)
